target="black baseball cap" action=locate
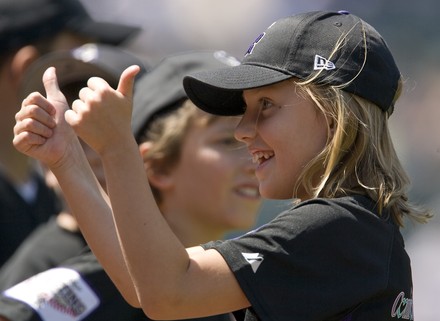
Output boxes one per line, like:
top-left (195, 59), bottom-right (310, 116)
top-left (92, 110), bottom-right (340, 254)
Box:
top-left (20, 43), bottom-right (147, 102)
top-left (183, 10), bottom-right (401, 116)
top-left (131, 50), bottom-right (240, 141)
top-left (0, 0), bottom-right (140, 54)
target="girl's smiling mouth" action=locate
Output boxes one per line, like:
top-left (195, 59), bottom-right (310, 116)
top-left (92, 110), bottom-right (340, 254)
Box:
top-left (252, 151), bottom-right (274, 165)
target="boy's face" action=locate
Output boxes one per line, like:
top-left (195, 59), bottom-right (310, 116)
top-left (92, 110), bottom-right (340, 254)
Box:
top-left (164, 114), bottom-right (261, 233)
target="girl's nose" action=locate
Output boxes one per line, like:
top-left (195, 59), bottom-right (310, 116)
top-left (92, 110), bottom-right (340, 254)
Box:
top-left (234, 108), bottom-right (259, 143)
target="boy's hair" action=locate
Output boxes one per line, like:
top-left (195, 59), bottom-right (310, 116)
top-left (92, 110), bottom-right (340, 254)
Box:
top-left (137, 99), bottom-right (216, 203)
top-left (294, 81), bottom-right (431, 226)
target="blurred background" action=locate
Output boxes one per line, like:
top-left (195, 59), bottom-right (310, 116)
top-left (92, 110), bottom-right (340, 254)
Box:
top-left (82, 0), bottom-right (439, 319)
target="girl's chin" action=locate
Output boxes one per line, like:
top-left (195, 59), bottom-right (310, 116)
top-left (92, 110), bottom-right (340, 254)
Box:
top-left (259, 187), bottom-right (284, 200)
top-left (259, 184), bottom-right (295, 200)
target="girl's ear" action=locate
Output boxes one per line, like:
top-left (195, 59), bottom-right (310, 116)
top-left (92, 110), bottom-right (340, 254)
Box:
top-left (139, 142), bottom-right (174, 191)
top-left (328, 117), bottom-right (336, 140)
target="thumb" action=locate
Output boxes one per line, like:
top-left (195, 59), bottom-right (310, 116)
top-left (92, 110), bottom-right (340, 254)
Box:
top-left (42, 67), bottom-right (65, 102)
top-left (42, 67), bottom-right (68, 123)
top-left (116, 65), bottom-right (141, 98)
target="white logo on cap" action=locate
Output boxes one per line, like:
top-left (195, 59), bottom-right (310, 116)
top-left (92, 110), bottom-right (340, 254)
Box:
top-left (314, 55), bottom-right (335, 70)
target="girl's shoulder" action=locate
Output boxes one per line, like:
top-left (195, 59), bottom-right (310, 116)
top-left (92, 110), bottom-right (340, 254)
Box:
top-left (272, 194), bottom-right (393, 231)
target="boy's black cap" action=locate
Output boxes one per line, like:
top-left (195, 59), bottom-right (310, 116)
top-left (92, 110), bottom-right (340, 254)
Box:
top-left (131, 50), bottom-right (240, 140)
top-left (183, 10), bottom-right (401, 116)
top-left (20, 43), bottom-right (147, 101)
top-left (0, 0), bottom-right (140, 54)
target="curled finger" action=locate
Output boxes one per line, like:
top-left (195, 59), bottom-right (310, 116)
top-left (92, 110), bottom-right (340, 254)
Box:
top-left (14, 117), bottom-right (54, 139)
top-left (70, 98), bottom-right (86, 115)
top-left (65, 99), bottom-right (84, 128)
top-left (21, 92), bottom-right (56, 116)
top-left (87, 76), bottom-right (111, 91)
top-left (13, 129), bottom-right (49, 151)
top-left (78, 87), bottom-right (95, 104)
top-left (15, 103), bottom-right (56, 129)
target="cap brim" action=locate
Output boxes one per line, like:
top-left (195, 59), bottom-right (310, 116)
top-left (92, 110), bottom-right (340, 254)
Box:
top-left (70, 19), bottom-right (140, 46)
top-left (183, 64), bottom-right (292, 116)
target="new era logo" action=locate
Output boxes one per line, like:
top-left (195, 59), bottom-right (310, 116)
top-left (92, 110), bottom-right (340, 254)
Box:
top-left (314, 55), bottom-right (335, 70)
top-left (242, 253), bottom-right (264, 273)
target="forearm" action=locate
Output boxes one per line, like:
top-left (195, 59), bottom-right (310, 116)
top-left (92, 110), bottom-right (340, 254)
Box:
top-left (100, 137), bottom-right (191, 311)
top-left (50, 141), bottom-right (139, 304)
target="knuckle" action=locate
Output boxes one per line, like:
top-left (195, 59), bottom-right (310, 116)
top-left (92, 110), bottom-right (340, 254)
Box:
top-left (21, 118), bottom-right (34, 130)
top-left (15, 111), bottom-right (23, 121)
top-left (24, 92), bottom-right (42, 104)
top-left (26, 105), bottom-right (39, 115)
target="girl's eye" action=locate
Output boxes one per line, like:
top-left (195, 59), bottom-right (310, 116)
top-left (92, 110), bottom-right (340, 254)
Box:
top-left (214, 136), bottom-right (244, 151)
top-left (260, 98), bottom-right (276, 111)
top-left (219, 137), bottom-right (242, 147)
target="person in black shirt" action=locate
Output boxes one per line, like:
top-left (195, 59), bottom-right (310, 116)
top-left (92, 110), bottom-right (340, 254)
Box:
top-left (0, 0), bottom-right (139, 267)
top-left (0, 43), bottom-right (147, 292)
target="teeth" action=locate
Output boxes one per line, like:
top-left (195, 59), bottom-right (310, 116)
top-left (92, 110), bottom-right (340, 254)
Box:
top-left (252, 151), bottom-right (274, 164)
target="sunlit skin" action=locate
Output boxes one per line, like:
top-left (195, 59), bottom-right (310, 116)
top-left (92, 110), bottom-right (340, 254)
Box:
top-left (235, 80), bottom-right (330, 200)
top-left (160, 114), bottom-right (261, 245)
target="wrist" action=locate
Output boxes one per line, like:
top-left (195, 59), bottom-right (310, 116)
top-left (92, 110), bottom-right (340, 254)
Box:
top-left (99, 134), bottom-right (139, 164)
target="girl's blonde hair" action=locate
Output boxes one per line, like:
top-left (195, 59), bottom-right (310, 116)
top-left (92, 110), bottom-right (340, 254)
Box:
top-left (137, 99), bottom-right (216, 203)
top-left (293, 80), bottom-right (431, 226)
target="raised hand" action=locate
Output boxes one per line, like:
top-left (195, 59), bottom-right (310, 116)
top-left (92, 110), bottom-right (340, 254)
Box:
top-left (66, 65), bottom-right (140, 156)
top-left (13, 67), bottom-right (78, 169)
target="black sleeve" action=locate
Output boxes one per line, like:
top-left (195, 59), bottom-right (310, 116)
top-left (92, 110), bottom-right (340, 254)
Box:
top-left (203, 197), bottom-right (396, 321)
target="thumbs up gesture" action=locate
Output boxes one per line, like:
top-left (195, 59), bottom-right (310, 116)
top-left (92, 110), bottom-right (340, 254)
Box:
top-left (14, 65), bottom-right (140, 168)
top-left (13, 67), bottom-right (78, 168)
top-left (67, 65), bottom-right (140, 156)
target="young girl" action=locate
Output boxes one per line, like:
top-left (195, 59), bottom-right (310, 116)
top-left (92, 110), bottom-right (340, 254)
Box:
top-left (13, 10), bottom-right (430, 321)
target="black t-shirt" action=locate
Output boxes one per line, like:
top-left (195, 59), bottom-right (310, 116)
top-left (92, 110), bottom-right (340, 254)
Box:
top-left (0, 217), bottom-right (86, 291)
top-left (203, 195), bottom-right (414, 321)
top-left (0, 250), bottom-right (232, 321)
top-left (0, 171), bottom-right (61, 267)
